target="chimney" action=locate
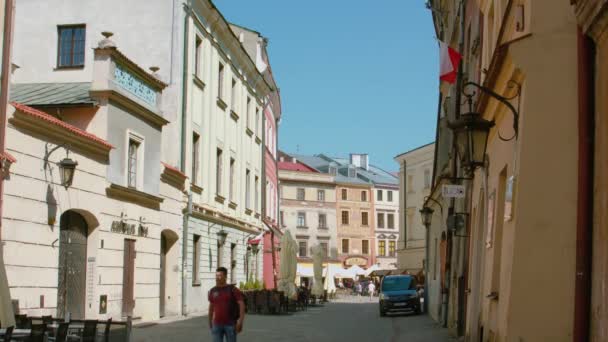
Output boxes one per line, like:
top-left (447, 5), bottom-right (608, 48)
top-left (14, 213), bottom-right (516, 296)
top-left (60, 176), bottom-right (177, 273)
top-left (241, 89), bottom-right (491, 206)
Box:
top-left (350, 153), bottom-right (369, 170)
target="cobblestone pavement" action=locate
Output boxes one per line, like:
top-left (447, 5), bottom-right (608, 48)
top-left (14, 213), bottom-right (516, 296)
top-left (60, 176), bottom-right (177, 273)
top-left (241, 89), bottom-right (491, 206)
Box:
top-left (132, 295), bottom-right (451, 342)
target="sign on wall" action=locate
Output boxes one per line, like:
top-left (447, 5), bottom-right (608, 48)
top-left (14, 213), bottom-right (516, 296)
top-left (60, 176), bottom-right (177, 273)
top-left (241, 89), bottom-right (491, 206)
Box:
top-left (442, 184), bottom-right (465, 198)
top-left (344, 257), bottom-right (367, 266)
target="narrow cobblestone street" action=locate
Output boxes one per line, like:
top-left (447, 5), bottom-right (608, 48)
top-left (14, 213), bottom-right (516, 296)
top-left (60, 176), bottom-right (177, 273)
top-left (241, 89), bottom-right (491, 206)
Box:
top-left (132, 296), bottom-right (450, 342)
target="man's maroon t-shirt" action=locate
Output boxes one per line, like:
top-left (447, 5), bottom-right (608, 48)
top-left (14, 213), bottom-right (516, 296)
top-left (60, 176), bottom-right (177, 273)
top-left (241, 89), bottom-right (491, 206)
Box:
top-left (208, 285), bottom-right (243, 326)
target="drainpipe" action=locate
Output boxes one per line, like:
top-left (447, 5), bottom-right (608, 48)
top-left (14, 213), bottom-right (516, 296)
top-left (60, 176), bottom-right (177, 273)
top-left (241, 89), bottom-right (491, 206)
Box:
top-left (179, 4), bottom-right (190, 173)
top-left (273, 117), bottom-right (280, 289)
top-left (573, 26), bottom-right (593, 342)
top-left (0, 0), bottom-right (15, 243)
top-left (181, 192), bottom-right (192, 316)
top-left (180, 4), bottom-right (191, 316)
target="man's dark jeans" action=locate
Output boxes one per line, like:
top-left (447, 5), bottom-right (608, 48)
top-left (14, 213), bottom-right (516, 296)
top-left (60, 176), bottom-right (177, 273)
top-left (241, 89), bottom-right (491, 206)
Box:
top-left (211, 324), bottom-right (236, 342)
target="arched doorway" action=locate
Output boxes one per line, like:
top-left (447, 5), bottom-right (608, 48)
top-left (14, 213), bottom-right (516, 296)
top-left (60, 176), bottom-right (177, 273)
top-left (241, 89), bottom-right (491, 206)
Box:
top-left (160, 230), bottom-right (178, 317)
top-left (57, 210), bottom-right (88, 319)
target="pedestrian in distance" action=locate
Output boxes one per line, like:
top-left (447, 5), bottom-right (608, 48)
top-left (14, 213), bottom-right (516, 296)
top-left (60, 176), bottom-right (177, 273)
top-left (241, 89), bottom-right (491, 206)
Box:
top-left (208, 267), bottom-right (245, 342)
top-left (368, 281), bottom-right (376, 301)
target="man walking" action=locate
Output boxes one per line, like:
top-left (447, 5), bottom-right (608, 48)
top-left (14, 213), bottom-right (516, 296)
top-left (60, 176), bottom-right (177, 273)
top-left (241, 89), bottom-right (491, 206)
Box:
top-left (208, 267), bottom-right (245, 342)
top-left (368, 281), bottom-right (376, 300)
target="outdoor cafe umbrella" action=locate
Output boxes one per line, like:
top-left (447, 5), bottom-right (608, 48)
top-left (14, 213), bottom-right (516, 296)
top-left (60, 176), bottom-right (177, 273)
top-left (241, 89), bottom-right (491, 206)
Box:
top-left (323, 263), bottom-right (337, 295)
top-left (311, 244), bottom-right (324, 297)
top-left (278, 230), bottom-right (297, 299)
top-left (0, 243), bottom-right (15, 328)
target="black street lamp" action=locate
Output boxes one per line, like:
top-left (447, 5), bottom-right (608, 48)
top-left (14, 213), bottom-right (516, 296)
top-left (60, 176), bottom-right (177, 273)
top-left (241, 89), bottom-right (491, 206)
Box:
top-left (59, 157), bottom-right (78, 188)
top-left (450, 109), bottom-right (494, 169)
top-left (217, 229), bottom-right (228, 246)
top-left (420, 206), bottom-right (434, 229)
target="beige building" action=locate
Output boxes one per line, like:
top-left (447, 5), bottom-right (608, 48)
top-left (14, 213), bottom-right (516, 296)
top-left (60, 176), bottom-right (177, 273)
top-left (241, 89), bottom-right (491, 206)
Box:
top-left (372, 184), bottom-right (399, 270)
top-left (394, 143), bottom-right (434, 273)
top-left (428, 0), bottom-right (580, 340)
top-left (278, 157), bottom-right (338, 285)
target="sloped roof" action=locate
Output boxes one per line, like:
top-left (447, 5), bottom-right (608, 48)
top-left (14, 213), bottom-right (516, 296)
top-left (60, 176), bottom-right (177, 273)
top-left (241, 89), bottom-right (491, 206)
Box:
top-left (291, 154), bottom-right (370, 186)
top-left (11, 83), bottom-right (96, 106)
top-left (11, 102), bottom-right (113, 149)
top-left (278, 161), bottom-right (317, 173)
top-left (328, 157), bottom-right (398, 186)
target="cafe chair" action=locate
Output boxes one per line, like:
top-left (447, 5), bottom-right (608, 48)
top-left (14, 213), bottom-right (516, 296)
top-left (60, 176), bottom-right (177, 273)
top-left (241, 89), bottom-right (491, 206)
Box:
top-left (81, 320), bottom-right (98, 342)
top-left (29, 323), bottom-right (47, 342)
top-left (103, 318), bottom-right (112, 342)
top-left (14, 314), bottom-right (31, 329)
top-left (2, 326), bottom-right (13, 342)
top-left (48, 322), bottom-right (69, 342)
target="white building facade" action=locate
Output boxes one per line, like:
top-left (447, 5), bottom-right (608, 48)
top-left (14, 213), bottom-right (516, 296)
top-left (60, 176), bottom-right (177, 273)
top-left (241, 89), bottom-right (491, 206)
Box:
top-left (373, 185), bottom-right (400, 270)
top-left (4, 0), bottom-right (270, 321)
top-left (394, 143), bottom-right (435, 273)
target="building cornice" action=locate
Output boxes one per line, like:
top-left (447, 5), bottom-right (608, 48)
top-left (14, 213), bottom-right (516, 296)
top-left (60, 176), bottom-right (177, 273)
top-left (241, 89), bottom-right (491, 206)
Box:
top-left (89, 89), bottom-right (169, 128)
top-left (9, 103), bottom-right (113, 161)
top-left (106, 183), bottom-right (164, 210)
top-left (189, 203), bottom-right (262, 234)
top-left (161, 162), bottom-right (188, 190)
top-left (186, 2), bottom-right (272, 98)
top-left (94, 47), bottom-right (168, 90)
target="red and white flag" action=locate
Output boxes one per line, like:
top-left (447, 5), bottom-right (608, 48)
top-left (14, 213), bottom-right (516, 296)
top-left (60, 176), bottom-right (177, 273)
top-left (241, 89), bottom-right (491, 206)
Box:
top-left (439, 41), bottom-right (462, 84)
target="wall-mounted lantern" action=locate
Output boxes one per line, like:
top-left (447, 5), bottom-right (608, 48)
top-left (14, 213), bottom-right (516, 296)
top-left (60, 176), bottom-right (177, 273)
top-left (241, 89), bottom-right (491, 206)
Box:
top-left (59, 156), bottom-right (78, 188)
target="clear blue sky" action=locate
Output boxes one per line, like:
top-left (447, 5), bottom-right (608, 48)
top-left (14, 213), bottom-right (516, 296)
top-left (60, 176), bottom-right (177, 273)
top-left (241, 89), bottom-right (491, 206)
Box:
top-left (215, 0), bottom-right (439, 171)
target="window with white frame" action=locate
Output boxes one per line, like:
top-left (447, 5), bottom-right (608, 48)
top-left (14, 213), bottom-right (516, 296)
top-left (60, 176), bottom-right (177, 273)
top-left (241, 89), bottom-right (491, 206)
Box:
top-left (377, 213), bottom-right (385, 228)
top-left (218, 62), bottom-right (225, 99)
top-left (297, 188), bottom-right (305, 201)
top-left (298, 241), bottom-right (308, 257)
top-left (377, 189), bottom-right (383, 201)
top-left (127, 132), bottom-right (144, 189)
top-left (192, 133), bottom-right (200, 185)
top-left (246, 97), bottom-right (251, 128)
top-left (245, 169), bottom-right (251, 209)
top-left (297, 212), bottom-right (306, 227)
top-left (255, 175), bottom-right (259, 212)
top-left (388, 190), bottom-right (393, 202)
top-left (424, 169), bottom-right (431, 188)
top-left (255, 108), bottom-right (260, 136)
top-left (216, 148), bottom-right (223, 195)
top-left (319, 213), bottom-right (327, 228)
top-left (387, 214), bottom-right (395, 229)
top-left (194, 36), bottom-right (202, 77)
top-left (229, 158), bottom-right (235, 202)
top-left (231, 78), bottom-right (237, 109)
top-left (317, 189), bottom-right (325, 202)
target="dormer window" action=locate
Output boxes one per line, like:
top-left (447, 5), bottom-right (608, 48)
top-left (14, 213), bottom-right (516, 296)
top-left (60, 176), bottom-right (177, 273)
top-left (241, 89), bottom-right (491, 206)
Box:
top-left (348, 166), bottom-right (356, 178)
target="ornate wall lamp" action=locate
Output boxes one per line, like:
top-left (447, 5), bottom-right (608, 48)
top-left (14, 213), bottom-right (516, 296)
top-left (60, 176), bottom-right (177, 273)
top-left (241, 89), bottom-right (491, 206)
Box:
top-left (58, 155), bottom-right (78, 188)
top-left (450, 80), bottom-right (521, 170)
top-left (420, 196), bottom-right (444, 229)
top-left (216, 229), bottom-right (228, 246)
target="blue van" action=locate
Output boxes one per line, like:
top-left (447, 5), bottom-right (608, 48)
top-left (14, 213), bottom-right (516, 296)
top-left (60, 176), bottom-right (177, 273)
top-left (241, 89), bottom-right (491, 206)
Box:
top-left (379, 275), bottom-right (421, 316)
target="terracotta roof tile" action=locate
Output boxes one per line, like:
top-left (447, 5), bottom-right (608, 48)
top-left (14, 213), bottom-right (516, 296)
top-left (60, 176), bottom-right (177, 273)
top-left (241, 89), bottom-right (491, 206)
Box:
top-left (11, 102), bottom-right (114, 149)
top-left (278, 161), bottom-right (317, 173)
top-left (161, 162), bottom-right (187, 179)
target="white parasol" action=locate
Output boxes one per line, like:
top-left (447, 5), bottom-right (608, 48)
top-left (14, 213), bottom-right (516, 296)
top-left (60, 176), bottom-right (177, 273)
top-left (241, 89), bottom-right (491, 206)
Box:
top-left (311, 244), bottom-right (324, 296)
top-left (278, 231), bottom-right (297, 299)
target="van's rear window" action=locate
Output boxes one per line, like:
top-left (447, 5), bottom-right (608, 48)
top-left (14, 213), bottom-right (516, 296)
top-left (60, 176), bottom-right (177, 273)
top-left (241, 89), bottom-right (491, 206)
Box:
top-left (382, 277), bottom-right (414, 292)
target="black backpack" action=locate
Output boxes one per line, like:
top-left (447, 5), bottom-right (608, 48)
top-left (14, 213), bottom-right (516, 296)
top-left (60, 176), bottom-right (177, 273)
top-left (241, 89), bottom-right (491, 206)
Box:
top-left (228, 285), bottom-right (240, 321)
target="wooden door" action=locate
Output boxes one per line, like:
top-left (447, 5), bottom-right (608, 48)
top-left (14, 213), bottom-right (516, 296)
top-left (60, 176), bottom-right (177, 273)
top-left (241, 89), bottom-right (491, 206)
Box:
top-left (159, 235), bottom-right (167, 317)
top-left (57, 211), bottom-right (88, 319)
top-left (122, 239), bottom-right (136, 317)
